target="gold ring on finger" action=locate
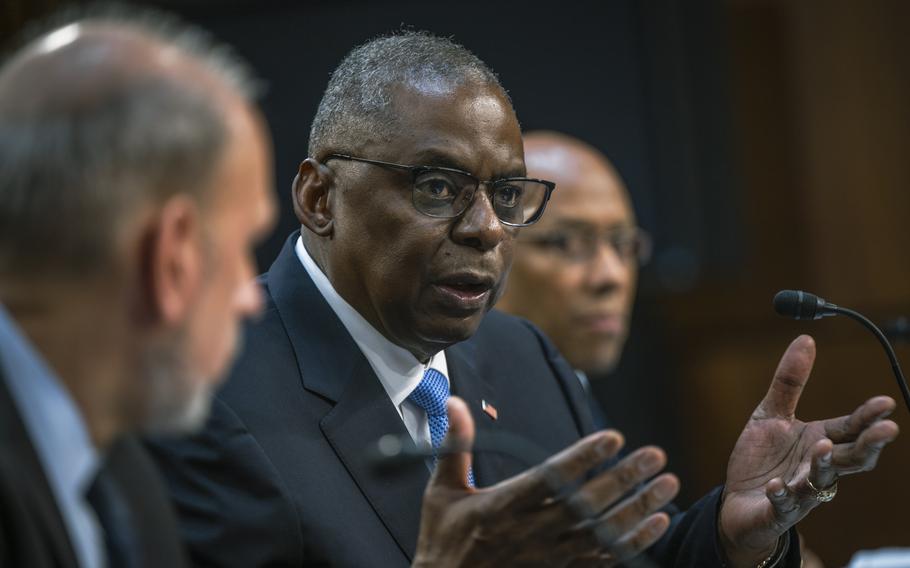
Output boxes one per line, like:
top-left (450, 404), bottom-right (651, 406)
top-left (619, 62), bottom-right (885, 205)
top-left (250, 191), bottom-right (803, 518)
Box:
top-left (806, 478), bottom-right (838, 503)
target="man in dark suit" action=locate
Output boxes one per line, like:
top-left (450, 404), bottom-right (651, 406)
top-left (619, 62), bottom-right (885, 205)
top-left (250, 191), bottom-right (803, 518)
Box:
top-left (147, 31), bottom-right (900, 567)
top-left (0, 12), bottom-right (701, 568)
top-left (0, 11), bottom-right (276, 567)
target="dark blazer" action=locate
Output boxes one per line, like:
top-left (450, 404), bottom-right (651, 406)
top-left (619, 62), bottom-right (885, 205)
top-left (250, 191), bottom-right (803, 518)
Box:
top-left (0, 358), bottom-right (188, 568)
top-left (146, 233), bottom-right (798, 567)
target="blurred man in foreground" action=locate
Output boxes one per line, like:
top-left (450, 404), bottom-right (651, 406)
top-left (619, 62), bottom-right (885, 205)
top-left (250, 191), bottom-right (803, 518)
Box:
top-left (0, 13), bottom-right (275, 566)
top-left (0, 13), bottom-right (690, 568)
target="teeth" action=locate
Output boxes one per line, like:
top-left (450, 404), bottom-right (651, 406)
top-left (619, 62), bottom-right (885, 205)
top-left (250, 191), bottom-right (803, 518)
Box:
top-left (440, 277), bottom-right (489, 290)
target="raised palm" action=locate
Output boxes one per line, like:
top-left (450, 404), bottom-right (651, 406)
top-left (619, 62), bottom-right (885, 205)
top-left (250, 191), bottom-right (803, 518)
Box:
top-left (718, 335), bottom-right (899, 565)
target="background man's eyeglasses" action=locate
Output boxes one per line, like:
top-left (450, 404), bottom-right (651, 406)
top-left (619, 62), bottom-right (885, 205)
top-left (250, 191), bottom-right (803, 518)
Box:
top-left (323, 154), bottom-right (556, 227)
top-left (522, 227), bottom-right (653, 265)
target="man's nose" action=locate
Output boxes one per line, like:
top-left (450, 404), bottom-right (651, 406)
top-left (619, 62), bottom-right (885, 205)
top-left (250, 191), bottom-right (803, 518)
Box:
top-left (584, 239), bottom-right (630, 292)
top-left (450, 186), bottom-right (507, 251)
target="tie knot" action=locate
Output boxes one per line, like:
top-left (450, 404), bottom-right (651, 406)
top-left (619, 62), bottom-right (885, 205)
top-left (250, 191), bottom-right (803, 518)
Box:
top-left (407, 367), bottom-right (449, 417)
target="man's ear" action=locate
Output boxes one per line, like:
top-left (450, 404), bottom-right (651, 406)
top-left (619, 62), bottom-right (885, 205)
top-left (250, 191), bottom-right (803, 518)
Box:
top-left (293, 158), bottom-right (334, 237)
top-left (140, 195), bottom-right (205, 327)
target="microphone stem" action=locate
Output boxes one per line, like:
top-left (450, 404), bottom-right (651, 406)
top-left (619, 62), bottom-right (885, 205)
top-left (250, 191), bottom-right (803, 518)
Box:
top-left (834, 306), bottom-right (910, 415)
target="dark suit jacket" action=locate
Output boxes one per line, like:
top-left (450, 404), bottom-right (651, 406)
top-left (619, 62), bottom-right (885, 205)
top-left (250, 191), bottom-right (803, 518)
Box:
top-left (0, 357), bottom-right (188, 568)
top-left (146, 233), bottom-right (799, 567)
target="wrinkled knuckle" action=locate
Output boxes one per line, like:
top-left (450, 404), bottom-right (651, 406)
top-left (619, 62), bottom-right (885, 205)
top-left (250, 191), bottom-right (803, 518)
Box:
top-left (592, 520), bottom-right (620, 548)
top-left (566, 441), bottom-right (601, 470)
top-left (632, 492), bottom-right (653, 518)
top-left (615, 463), bottom-right (638, 488)
top-left (565, 490), bottom-right (596, 520)
top-left (843, 415), bottom-right (855, 433)
top-left (535, 464), bottom-right (567, 496)
top-left (775, 372), bottom-right (803, 390)
top-left (774, 498), bottom-right (799, 519)
top-left (611, 539), bottom-right (640, 563)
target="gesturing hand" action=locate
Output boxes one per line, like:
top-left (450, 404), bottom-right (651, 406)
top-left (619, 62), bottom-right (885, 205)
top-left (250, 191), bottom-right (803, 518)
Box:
top-left (413, 397), bottom-right (679, 568)
top-left (719, 335), bottom-right (900, 567)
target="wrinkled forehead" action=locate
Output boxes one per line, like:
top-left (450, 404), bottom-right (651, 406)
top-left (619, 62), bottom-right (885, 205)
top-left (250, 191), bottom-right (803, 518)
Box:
top-left (380, 81), bottom-right (525, 176)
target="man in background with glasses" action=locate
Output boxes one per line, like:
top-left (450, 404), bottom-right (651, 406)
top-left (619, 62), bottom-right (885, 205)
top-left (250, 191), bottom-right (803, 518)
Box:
top-left (498, 131), bottom-right (651, 429)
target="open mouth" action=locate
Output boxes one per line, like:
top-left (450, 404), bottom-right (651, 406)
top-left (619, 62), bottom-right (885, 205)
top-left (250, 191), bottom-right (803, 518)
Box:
top-left (432, 273), bottom-right (495, 310)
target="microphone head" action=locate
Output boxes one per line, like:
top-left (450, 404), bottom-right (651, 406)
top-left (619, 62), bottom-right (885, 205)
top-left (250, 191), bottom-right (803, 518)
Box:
top-left (773, 289), bottom-right (830, 320)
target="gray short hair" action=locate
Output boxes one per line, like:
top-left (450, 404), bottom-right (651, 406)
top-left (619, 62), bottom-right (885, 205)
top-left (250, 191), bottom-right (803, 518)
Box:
top-left (308, 30), bottom-right (511, 158)
top-left (0, 6), bottom-right (261, 279)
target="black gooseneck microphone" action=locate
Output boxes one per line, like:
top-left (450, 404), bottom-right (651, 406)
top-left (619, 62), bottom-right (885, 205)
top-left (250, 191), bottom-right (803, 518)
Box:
top-left (773, 289), bottom-right (910, 414)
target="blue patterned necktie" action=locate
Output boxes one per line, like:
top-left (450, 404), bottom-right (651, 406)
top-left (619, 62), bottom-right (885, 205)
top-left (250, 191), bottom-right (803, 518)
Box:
top-left (407, 367), bottom-right (475, 487)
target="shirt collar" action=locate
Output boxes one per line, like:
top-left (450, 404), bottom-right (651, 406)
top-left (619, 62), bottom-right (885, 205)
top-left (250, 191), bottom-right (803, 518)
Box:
top-left (0, 302), bottom-right (102, 567)
top-left (575, 369), bottom-right (592, 393)
top-left (295, 236), bottom-right (449, 409)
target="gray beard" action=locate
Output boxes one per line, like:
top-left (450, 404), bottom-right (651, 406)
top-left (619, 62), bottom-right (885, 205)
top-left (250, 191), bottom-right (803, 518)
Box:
top-left (139, 333), bottom-right (216, 435)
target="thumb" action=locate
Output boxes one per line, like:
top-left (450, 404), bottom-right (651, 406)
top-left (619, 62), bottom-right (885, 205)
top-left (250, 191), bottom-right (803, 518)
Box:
top-left (430, 396), bottom-right (475, 489)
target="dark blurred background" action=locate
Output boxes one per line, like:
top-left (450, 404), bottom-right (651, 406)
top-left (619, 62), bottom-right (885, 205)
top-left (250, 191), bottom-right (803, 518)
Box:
top-left (3, 0), bottom-right (909, 564)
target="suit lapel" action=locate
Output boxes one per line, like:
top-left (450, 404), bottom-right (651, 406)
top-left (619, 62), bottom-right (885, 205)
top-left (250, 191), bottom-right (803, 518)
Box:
top-left (320, 359), bottom-right (429, 560)
top-left (266, 233), bottom-right (429, 559)
top-left (445, 341), bottom-right (503, 487)
top-left (0, 365), bottom-right (79, 566)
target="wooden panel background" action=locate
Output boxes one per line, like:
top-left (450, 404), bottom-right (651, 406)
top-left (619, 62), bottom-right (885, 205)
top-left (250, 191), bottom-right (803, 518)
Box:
top-left (666, 0), bottom-right (910, 564)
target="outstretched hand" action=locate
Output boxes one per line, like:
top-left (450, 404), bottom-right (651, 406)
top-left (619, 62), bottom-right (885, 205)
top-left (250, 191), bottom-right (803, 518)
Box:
top-left (719, 335), bottom-right (900, 566)
top-left (413, 397), bottom-right (679, 568)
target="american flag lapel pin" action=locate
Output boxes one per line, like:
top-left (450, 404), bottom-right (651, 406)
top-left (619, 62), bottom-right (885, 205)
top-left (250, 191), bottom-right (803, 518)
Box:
top-left (481, 399), bottom-right (498, 420)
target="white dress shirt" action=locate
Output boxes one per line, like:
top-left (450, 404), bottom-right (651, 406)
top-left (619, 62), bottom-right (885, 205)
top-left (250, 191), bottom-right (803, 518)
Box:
top-left (295, 236), bottom-right (448, 449)
top-left (0, 304), bottom-right (104, 568)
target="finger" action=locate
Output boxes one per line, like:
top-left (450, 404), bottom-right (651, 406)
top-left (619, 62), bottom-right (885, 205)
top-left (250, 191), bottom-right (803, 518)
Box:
top-left (808, 438), bottom-right (836, 490)
top-left (766, 477), bottom-right (804, 524)
top-left (567, 447), bottom-right (669, 519)
top-left (590, 473), bottom-right (679, 545)
top-left (757, 335), bottom-right (816, 419)
top-left (553, 511), bottom-right (670, 566)
top-left (823, 396), bottom-right (896, 442)
top-left (607, 512), bottom-right (671, 563)
top-left (552, 535), bottom-right (616, 568)
top-left (495, 430), bottom-right (626, 509)
top-left (430, 397), bottom-right (475, 489)
top-left (832, 418), bottom-right (899, 475)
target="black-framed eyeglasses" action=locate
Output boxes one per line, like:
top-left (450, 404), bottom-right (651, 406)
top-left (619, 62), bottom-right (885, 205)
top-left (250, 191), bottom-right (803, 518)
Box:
top-left (323, 153), bottom-right (557, 227)
top-left (522, 226), bottom-right (653, 265)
